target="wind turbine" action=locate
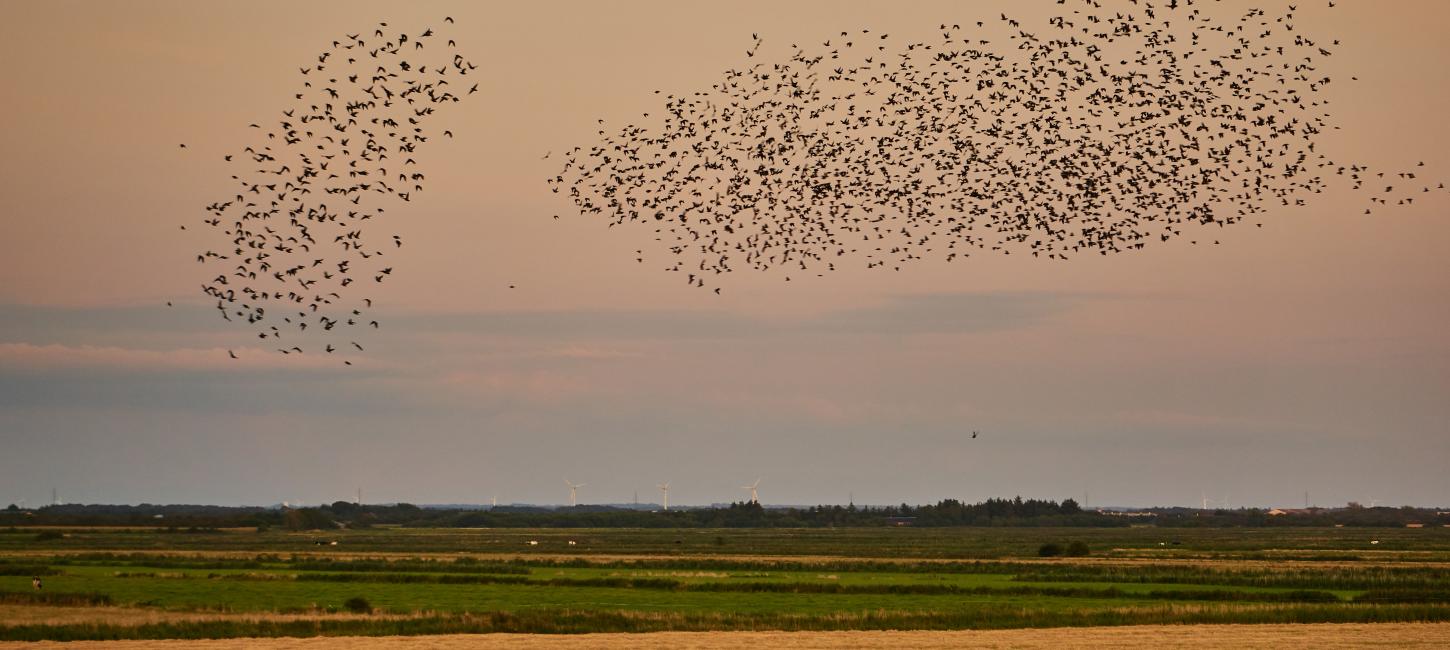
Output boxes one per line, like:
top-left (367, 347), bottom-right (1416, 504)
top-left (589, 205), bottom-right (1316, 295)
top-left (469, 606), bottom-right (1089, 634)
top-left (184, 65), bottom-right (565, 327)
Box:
top-left (658, 481), bottom-right (671, 511)
top-left (741, 478), bottom-right (761, 504)
top-left (564, 479), bottom-right (586, 507)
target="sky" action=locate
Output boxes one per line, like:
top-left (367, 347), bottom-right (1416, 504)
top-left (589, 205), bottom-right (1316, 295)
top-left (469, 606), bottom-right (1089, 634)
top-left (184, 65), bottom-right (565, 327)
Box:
top-left (0, 0), bottom-right (1446, 509)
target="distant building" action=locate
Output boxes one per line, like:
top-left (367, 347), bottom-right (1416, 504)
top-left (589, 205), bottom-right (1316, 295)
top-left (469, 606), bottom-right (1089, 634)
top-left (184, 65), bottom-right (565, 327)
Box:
top-left (1267, 508), bottom-right (1318, 516)
top-left (1099, 510), bottom-right (1155, 518)
top-left (886, 516), bottom-right (916, 526)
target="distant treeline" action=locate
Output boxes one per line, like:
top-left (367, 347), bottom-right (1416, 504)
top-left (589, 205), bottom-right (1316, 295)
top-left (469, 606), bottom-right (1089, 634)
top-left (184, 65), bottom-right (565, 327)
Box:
top-left (3, 499), bottom-right (1445, 530)
top-left (435, 498), bottom-right (1108, 529)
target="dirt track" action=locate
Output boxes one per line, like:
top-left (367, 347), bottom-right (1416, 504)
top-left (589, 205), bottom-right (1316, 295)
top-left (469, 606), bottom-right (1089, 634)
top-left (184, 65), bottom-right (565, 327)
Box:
top-left (6, 623), bottom-right (1450, 649)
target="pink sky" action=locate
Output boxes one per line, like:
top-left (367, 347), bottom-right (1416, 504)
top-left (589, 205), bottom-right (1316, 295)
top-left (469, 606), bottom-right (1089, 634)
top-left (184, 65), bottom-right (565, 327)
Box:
top-left (0, 0), bottom-right (1446, 508)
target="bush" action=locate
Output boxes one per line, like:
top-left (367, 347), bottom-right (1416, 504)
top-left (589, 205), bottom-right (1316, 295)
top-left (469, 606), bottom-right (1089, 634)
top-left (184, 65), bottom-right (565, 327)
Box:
top-left (33, 531), bottom-right (64, 542)
top-left (343, 596), bottom-right (372, 614)
top-left (1038, 543), bottom-right (1064, 557)
top-left (1065, 541), bottom-right (1091, 557)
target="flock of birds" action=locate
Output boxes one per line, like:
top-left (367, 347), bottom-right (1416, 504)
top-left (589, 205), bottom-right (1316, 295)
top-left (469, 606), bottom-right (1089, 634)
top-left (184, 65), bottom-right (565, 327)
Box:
top-left (186, 18), bottom-right (476, 362)
top-left (550, 0), bottom-right (1443, 292)
top-left (192, 1), bottom-right (1443, 360)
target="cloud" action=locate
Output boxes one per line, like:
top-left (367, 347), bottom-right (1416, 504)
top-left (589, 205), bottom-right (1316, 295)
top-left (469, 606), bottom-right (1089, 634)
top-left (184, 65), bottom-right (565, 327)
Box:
top-left (543, 345), bottom-right (641, 360)
top-left (0, 342), bottom-right (343, 372)
top-left (0, 290), bottom-right (1084, 352)
top-left (816, 291), bottom-right (1082, 334)
top-left (393, 290), bottom-right (1083, 340)
top-left (435, 368), bottom-right (592, 402)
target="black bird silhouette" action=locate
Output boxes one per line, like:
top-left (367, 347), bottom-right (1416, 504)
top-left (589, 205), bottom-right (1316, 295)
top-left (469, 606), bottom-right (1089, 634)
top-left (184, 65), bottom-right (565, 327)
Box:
top-left (190, 17), bottom-right (476, 360)
top-left (548, 2), bottom-right (1444, 295)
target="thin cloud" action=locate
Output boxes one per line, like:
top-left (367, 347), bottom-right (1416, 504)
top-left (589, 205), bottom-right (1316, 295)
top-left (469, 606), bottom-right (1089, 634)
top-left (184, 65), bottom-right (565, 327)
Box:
top-left (0, 342), bottom-right (344, 372)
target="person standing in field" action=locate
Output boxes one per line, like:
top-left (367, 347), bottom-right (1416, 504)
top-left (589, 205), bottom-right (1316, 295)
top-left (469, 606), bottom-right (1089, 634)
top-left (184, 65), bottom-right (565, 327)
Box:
top-left (32, 576), bottom-right (42, 590)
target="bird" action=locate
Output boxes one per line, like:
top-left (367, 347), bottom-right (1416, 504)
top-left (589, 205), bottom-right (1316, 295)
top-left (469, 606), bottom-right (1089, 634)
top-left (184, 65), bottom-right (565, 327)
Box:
top-left (192, 17), bottom-right (477, 360)
top-left (546, 1), bottom-right (1442, 297)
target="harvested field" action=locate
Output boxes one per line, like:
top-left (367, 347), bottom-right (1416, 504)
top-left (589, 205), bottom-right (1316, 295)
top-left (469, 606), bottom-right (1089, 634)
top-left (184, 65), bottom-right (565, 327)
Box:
top-left (4, 623), bottom-right (1449, 649)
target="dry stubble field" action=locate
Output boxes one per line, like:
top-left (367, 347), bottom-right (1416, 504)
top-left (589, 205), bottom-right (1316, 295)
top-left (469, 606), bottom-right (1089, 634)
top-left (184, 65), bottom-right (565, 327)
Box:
top-left (4, 623), bottom-right (1450, 649)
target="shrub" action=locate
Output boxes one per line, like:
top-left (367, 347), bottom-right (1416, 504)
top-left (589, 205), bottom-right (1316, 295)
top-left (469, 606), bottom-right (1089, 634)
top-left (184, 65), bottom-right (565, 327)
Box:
top-left (342, 596), bottom-right (372, 614)
top-left (1065, 541), bottom-right (1091, 557)
top-left (33, 531), bottom-right (64, 542)
top-left (1038, 543), bottom-right (1064, 557)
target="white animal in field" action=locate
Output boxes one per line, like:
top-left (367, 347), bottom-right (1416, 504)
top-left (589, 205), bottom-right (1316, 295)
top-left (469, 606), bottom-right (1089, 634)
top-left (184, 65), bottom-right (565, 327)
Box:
top-left (528, 540), bottom-right (539, 546)
top-left (568, 540), bottom-right (577, 546)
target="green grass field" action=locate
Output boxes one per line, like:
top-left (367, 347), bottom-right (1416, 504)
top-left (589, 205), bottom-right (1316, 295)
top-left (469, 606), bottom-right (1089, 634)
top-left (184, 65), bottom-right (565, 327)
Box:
top-left (2, 526), bottom-right (1448, 640)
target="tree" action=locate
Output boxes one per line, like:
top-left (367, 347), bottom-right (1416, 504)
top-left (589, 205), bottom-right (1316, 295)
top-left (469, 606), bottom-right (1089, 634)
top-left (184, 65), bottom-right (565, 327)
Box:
top-left (329, 501), bottom-right (359, 515)
top-left (283, 508), bottom-right (336, 531)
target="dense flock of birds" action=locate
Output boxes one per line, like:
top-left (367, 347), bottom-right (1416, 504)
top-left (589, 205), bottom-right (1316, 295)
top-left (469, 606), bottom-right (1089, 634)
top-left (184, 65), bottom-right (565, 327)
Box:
top-left (550, 0), bottom-right (1444, 292)
top-left (187, 18), bottom-right (476, 361)
top-left (191, 1), bottom-right (1443, 360)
